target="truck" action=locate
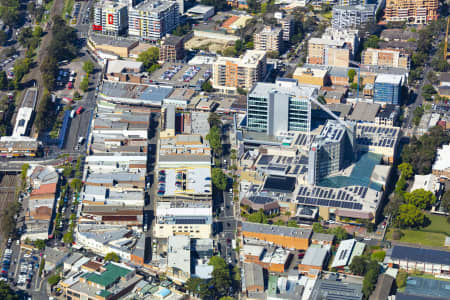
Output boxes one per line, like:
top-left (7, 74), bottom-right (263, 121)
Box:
top-left (76, 106), bottom-right (83, 115)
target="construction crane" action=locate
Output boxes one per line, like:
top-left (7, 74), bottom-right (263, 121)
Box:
top-left (444, 16), bottom-right (450, 60)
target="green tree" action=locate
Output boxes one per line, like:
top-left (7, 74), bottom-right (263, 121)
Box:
top-left (104, 252), bottom-right (120, 262)
top-left (13, 58), bottom-right (31, 84)
top-left (206, 126), bottom-right (222, 155)
top-left (63, 232), bottom-right (73, 244)
top-left (328, 226), bottom-right (348, 242)
top-left (245, 41), bottom-right (254, 49)
top-left (186, 277), bottom-right (205, 296)
top-left (209, 256), bottom-right (232, 296)
top-left (423, 84), bottom-right (437, 95)
top-left (371, 251), bottom-right (386, 262)
top-left (441, 190), bottom-right (450, 212)
top-left (362, 261), bottom-right (380, 298)
top-left (137, 47), bottom-right (160, 71)
top-left (412, 106), bottom-right (424, 126)
top-left (202, 80), bottom-right (213, 92)
top-left (247, 210), bottom-right (268, 224)
top-left (363, 35), bottom-right (380, 49)
top-left (208, 112), bottom-right (222, 128)
top-left (312, 222), bottom-right (326, 233)
top-left (34, 239), bottom-right (46, 250)
top-left (211, 168), bottom-right (227, 190)
top-left (63, 164), bottom-right (73, 178)
top-left (349, 255), bottom-right (366, 275)
top-left (398, 163), bottom-right (414, 179)
top-left (0, 71), bottom-right (8, 90)
top-left (47, 274), bottom-right (61, 286)
top-left (398, 204), bottom-right (427, 228)
top-left (0, 281), bottom-right (19, 299)
top-left (33, 26), bottom-right (43, 39)
top-left (80, 75), bottom-right (89, 92)
top-left (70, 178), bottom-right (82, 193)
top-left (83, 60), bottom-right (94, 74)
top-left (404, 189), bottom-right (436, 210)
top-left (348, 69), bottom-right (356, 83)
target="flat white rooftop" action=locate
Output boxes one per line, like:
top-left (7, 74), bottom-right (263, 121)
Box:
top-left (158, 166), bottom-right (211, 196)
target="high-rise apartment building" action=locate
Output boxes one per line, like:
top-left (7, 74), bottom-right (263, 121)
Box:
top-left (275, 13), bottom-right (294, 42)
top-left (212, 50), bottom-right (267, 94)
top-left (128, 0), bottom-right (180, 41)
top-left (254, 26), bottom-right (283, 53)
top-left (332, 5), bottom-right (376, 30)
top-left (374, 74), bottom-right (403, 105)
top-left (247, 78), bottom-right (317, 136)
top-left (362, 48), bottom-right (410, 69)
top-left (92, 0), bottom-right (128, 36)
top-left (307, 27), bottom-right (359, 67)
top-left (385, 0), bottom-right (438, 24)
top-left (308, 120), bottom-right (356, 184)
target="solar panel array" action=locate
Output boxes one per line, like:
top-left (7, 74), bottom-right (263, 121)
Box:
top-left (257, 154), bottom-right (309, 176)
top-left (296, 185), bottom-right (368, 210)
top-left (175, 219), bottom-right (206, 224)
top-left (356, 125), bottom-right (399, 149)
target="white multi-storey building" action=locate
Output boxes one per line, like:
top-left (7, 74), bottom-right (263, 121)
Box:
top-left (128, 0), bottom-right (180, 41)
top-left (332, 5), bottom-right (376, 30)
top-left (93, 0), bottom-right (128, 36)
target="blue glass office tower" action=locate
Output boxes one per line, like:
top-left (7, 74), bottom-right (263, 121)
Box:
top-left (373, 74), bottom-right (403, 105)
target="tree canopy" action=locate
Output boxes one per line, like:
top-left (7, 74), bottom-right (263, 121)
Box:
top-left (398, 204), bottom-right (427, 228)
top-left (104, 252), bottom-right (120, 262)
top-left (248, 210), bottom-right (268, 224)
top-left (404, 189), bottom-right (436, 210)
top-left (398, 162), bottom-right (413, 179)
top-left (83, 60), bottom-right (94, 74)
top-left (0, 281), bottom-right (19, 299)
top-left (401, 126), bottom-right (450, 174)
top-left (206, 126), bottom-right (222, 156)
top-left (211, 168), bottom-right (227, 190)
top-left (137, 47), bottom-right (160, 73)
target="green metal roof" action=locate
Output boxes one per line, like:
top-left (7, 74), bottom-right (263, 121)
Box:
top-left (84, 263), bottom-right (131, 288)
top-left (99, 290), bottom-right (112, 298)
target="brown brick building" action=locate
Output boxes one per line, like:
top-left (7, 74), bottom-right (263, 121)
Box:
top-left (159, 35), bottom-right (185, 63)
top-left (241, 222), bottom-right (312, 250)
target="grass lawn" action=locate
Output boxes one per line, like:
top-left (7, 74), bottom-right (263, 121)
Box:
top-left (423, 213), bottom-right (450, 235)
top-left (386, 229), bottom-right (446, 247)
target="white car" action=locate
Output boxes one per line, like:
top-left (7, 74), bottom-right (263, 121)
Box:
top-left (23, 253), bottom-right (31, 258)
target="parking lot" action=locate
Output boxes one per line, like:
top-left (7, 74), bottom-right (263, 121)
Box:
top-left (0, 52), bottom-right (21, 79)
top-left (54, 60), bottom-right (86, 99)
top-left (149, 63), bottom-right (212, 88)
top-left (71, 2), bottom-right (90, 26)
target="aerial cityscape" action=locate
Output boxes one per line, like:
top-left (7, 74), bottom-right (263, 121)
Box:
top-left (0, 0), bottom-right (449, 299)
